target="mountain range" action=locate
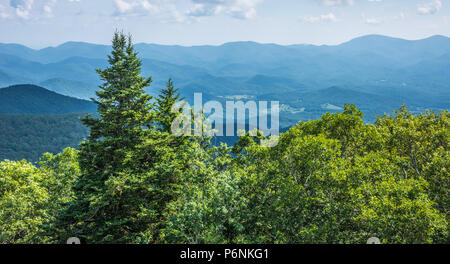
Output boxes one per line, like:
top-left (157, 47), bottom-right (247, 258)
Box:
top-left (0, 34), bottom-right (449, 126)
top-left (1, 33), bottom-right (450, 162)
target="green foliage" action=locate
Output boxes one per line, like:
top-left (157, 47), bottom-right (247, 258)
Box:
top-left (156, 78), bottom-right (183, 133)
top-left (0, 160), bottom-right (49, 243)
top-left (162, 105), bottom-right (448, 244)
top-left (0, 148), bottom-right (80, 244)
top-left (38, 148), bottom-right (80, 204)
top-left (0, 113), bottom-right (89, 162)
top-left (2, 103), bottom-right (448, 244)
top-left (346, 153), bottom-right (446, 243)
top-left (50, 32), bottom-right (185, 244)
top-left (161, 144), bottom-right (249, 244)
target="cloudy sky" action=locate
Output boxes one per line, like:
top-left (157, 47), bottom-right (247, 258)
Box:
top-left (0, 0), bottom-right (449, 48)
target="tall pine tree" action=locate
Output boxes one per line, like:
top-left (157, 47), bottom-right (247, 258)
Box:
top-left (52, 32), bottom-right (178, 243)
top-left (156, 78), bottom-right (183, 133)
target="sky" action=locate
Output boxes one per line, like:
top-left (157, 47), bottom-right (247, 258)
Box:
top-left (0, 0), bottom-right (449, 48)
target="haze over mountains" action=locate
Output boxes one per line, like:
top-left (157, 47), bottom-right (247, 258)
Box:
top-left (1, 34), bottom-right (449, 161)
top-left (1, 34), bottom-right (449, 126)
top-left (0, 84), bottom-right (96, 114)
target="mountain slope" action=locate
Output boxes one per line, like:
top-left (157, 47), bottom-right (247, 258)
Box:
top-left (331, 34), bottom-right (450, 67)
top-left (0, 84), bottom-right (96, 114)
top-left (0, 69), bottom-right (13, 85)
top-left (2, 35), bottom-right (449, 68)
top-left (0, 42), bottom-right (110, 63)
top-left (39, 78), bottom-right (98, 99)
top-left (0, 113), bottom-right (89, 162)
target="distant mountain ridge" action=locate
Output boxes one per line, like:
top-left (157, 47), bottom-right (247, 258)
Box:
top-left (0, 34), bottom-right (449, 125)
top-left (0, 34), bottom-right (449, 161)
top-left (0, 84), bottom-right (96, 114)
top-left (1, 34), bottom-right (448, 63)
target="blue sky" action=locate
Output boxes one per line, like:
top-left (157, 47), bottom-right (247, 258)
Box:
top-left (0, 0), bottom-right (449, 48)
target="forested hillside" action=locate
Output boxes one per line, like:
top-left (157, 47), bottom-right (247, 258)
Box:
top-left (0, 114), bottom-right (89, 162)
top-left (0, 84), bottom-right (96, 114)
top-left (0, 85), bottom-right (95, 161)
top-left (0, 33), bottom-right (448, 244)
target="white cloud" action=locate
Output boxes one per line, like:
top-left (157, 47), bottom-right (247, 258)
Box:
top-left (417, 0), bottom-right (442, 15)
top-left (4, 0), bottom-right (84, 20)
top-left (0, 4), bottom-right (11, 19)
top-left (187, 3), bottom-right (217, 17)
top-left (365, 17), bottom-right (382, 24)
top-left (10, 0), bottom-right (34, 19)
top-left (187, 0), bottom-right (262, 20)
top-left (316, 0), bottom-right (355, 6)
top-left (395, 12), bottom-right (405, 20)
top-left (43, 0), bottom-right (57, 17)
top-left (361, 13), bottom-right (382, 25)
top-left (114, 0), bottom-right (134, 13)
top-left (43, 4), bottom-right (51, 13)
top-left (302, 12), bottom-right (338, 23)
top-left (113, 0), bottom-right (159, 16)
top-left (112, 0), bottom-right (192, 23)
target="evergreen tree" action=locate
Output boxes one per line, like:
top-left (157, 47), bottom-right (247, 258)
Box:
top-left (52, 32), bottom-right (173, 243)
top-left (156, 78), bottom-right (183, 133)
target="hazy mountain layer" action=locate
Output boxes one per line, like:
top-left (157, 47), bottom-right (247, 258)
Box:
top-left (0, 35), bottom-right (449, 125)
top-left (0, 84), bottom-right (96, 114)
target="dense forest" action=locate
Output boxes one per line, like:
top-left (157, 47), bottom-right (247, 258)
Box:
top-left (0, 114), bottom-right (89, 162)
top-left (0, 84), bottom-right (96, 162)
top-left (0, 33), bottom-right (448, 244)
